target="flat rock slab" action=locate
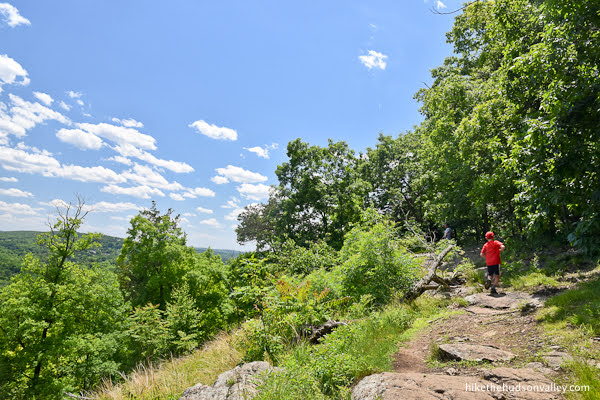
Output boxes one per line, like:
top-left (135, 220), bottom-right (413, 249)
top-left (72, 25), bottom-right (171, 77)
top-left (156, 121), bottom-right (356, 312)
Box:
top-left (543, 351), bottom-right (573, 369)
top-left (465, 305), bottom-right (516, 315)
top-left (439, 343), bottom-right (517, 362)
top-left (352, 368), bottom-right (562, 400)
top-left (465, 292), bottom-right (543, 309)
top-left (180, 361), bottom-right (276, 400)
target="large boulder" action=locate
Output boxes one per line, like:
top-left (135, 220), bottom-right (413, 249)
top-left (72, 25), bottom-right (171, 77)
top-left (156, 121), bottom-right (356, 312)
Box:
top-left (179, 361), bottom-right (276, 400)
top-left (352, 368), bottom-right (562, 400)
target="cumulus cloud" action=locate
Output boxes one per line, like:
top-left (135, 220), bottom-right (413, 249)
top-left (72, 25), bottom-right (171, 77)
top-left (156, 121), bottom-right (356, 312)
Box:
top-left (33, 92), bottom-right (54, 106)
top-left (119, 145), bottom-right (193, 173)
top-left (59, 101), bottom-right (71, 111)
top-left (211, 175), bottom-right (229, 184)
top-left (237, 183), bottom-right (270, 201)
top-left (0, 145), bottom-right (126, 184)
top-left (189, 120), bottom-right (237, 141)
top-left (224, 206), bottom-right (246, 221)
top-left (214, 165), bottom-right (267, 184)
top-left (76, 122), bottom-right (156, 150)
top-left (0, 94), bottom-right (70, 140)
top-left (56, 128), bottom-right (103, 150)
top-left (436, 0), bottom-right (447, 9)
top-left (112, 117), bottom-right (144, 128)
top-left (0, 200), bottom-right (40, 215)
top-left (196, 206), bottom-right (213, 214)
top-left (121, 164), bottom-right (184, 191)
top-left (182, 187), bottom-right (216, 198)
top-left (169, 193), bottom-right (185, 201)
top-left (86, 201), bottom-right (140, 213)
top-left (359, 50), bottom-right (388, 70)
top-left (198, 218), bottom-right (222, 228)
top-left (0, 187), bottom-right (33, 197)
top-left (0, 3), bottom-right (30, 27)
top-left (101, 184), bottom-right (165, 199)
top-left (0, 176), bottom-right (17, 182)
top-left (107, 155), bottom-right (132, 165)
top-left (0, 55), bottom-right (29, 93)
top-left (244, 143), bottom-right (278, 159)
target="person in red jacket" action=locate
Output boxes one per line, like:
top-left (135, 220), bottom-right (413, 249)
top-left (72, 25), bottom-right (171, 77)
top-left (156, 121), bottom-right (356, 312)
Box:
top-left (480, 231), bottom-right (505, 294)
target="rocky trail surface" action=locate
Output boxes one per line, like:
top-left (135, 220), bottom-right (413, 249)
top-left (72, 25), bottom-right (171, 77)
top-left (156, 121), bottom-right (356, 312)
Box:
top-left (354, 290), bottom-right (569, 400)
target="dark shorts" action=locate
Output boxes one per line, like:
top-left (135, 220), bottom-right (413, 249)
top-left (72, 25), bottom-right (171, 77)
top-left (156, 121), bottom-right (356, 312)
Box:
top-left (487, 265), bottom-right (500, 276)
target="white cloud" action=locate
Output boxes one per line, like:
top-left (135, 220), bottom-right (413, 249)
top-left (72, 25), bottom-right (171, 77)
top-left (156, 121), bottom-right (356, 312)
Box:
top-left (33, 92), bottom-right (54, 106)
top-left (68, 91), bottom-right (82, 99)
top-left (189, 120), bottom-right (237, 141)
top-left (56, 128), bottom-right (103, 150)
top-left (0, 176), bottom-right (17, 182)
top-left (0, 145), bottom-right (126, 184)
top-left (0, 187), bottom-right (33, 197)
top-left (211, 175), bottom-right (229, 184)
top-left (182, 187), bottom-right (216, 198)
top-left (0, 200), bottom-right (40, 215)
top-left (0, 3), bottom-right (30, 27)
top-left (109, 142), bottom-right (193, 173)
top-left (112, 117), bottom-right (144, 128)
top-left (198, 218), bottom-right (222, 228)
top-left (224, 206), bottom-right (246, 221)
top-left (170, 193), bottom-right (185, 201)
top-left (107, 155), bottom-right (132, 165)
top-left (0, 94), bottom-right (70, 140)
top-left (221, 198), bottom-right (240, 209)
top-left (214, 165), bottom-right (267, 184)
top-left (86, 201), bottom-right (140, 213)
top-left (59, 101), bottom-right (71, 111)
top-left (196, 206), bottom-right (213, 214)
top-left (101, 184), bottom-right (165, 199)
top-left (359, 50), bottom-right (388, 70)
top-left (436, 0), bottom-right (447, 9)
top-left (183, 212), bottom-right (196, 217)
top-left (121, 164), bottom-right (183, 191)
top-left (237, 183), bottom-right (271, 201)
top-left (244, 143), bottom-right (278, 159)
top-left (77, 122), bottom-right (156, 150)
top-left (0, 55), bottom-right (29, 93)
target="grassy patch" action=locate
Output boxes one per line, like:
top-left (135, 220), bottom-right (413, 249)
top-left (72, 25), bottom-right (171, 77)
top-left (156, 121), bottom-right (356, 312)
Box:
top-left (538, 272), bottom-right (600, 399)
top-left (505, 271), bottom-right (561, 291)
top-left (93, 330), bottom-right (247, 400)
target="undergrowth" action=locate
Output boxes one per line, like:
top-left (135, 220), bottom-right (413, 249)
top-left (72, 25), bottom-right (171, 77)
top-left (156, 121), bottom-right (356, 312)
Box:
top-left (254, 296), bottom-right (458, 400)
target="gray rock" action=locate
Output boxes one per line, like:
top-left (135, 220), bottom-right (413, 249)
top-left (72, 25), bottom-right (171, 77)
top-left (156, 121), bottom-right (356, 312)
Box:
top-left (438, 343), bottom-right (517, 362)
top-left (179, 361), bottom-right (276, 400)
top-left (465, 292), bottom-right (544, 310)
top-left (352, 368), bottom-right (561, 400)
top-left (543, 351), bottom-right (573, 369)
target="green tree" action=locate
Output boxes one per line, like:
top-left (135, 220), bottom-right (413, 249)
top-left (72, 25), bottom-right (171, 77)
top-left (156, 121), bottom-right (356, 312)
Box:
top-left (117, 201), bottom-right (197, 309)
top-left (0, 200), bottom-right (128, 399)
top-left (274, 139), bottom-right (370, 250)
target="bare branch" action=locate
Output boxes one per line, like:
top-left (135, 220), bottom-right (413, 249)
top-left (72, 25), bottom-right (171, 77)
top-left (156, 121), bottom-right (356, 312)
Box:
top-left (430, 0), bottom-right (480, 15)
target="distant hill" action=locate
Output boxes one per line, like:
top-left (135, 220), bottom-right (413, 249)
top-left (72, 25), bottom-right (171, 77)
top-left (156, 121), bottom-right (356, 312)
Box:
top-left (0, 231), bottom-right (243, 286)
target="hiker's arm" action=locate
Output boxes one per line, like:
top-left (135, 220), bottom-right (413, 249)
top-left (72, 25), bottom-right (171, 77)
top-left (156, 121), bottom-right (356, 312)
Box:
top-left (500, 244), bottom-right (505, 252)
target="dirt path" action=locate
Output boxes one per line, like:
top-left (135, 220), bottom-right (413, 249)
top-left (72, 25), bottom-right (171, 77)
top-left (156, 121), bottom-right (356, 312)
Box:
top-left (393, 298), bottom-right (551, 374)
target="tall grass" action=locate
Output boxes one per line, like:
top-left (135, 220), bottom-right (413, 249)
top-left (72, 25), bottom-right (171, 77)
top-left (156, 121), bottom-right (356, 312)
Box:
top-left (539, 272), bottom-right (600, 400)
top-left (93, 330), bottom-right (247, 400)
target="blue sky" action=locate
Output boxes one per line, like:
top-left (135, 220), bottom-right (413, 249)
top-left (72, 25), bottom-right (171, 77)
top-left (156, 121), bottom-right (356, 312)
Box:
top-left (0, 0), bottom-right (461, 250)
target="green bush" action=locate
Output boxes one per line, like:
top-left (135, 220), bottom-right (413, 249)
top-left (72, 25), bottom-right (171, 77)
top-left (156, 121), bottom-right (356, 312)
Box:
top-left (338, 210), bottom-right (420, 305)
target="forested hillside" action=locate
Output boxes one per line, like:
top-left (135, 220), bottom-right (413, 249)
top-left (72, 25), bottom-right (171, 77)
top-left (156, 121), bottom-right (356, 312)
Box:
top-left (1, 1), bottom-right (599, 399)
top-left (0, 231), bottom-right (243, 286)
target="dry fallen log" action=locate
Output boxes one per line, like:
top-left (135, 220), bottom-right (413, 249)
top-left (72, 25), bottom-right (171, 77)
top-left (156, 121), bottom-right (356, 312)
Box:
top-left (403, 244), bottom-right (454, 302)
